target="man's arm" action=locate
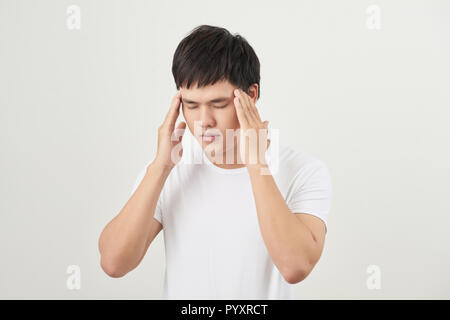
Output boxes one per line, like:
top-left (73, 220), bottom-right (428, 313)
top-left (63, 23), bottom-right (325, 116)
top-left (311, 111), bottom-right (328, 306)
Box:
top-left (98, 162), bottom-right (169, 278)
top-left (231, 87), bottom-right (327, 284)
top-left (247, 163), bottom-right (326, 284)
top-left (98, 91), bottom-right (186, 278)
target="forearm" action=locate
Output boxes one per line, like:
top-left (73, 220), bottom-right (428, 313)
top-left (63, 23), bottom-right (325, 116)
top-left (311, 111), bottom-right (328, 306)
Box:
top-left (247, 164), bottom-right (317, 281)
top-left (98, 161), bottom-right (170, 276)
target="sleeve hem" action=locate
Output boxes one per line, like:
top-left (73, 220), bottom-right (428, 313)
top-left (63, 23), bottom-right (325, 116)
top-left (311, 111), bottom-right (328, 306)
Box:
top-left (290, 209), bottom-right (328, 233)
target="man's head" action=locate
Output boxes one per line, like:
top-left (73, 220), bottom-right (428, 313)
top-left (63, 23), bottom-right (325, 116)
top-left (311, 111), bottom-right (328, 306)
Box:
top-left (172, 25), bottom-right (260, 165)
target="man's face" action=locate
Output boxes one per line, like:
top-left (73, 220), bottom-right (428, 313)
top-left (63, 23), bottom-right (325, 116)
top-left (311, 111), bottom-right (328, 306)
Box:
top-left (180, 80), bottom-right (256, 164)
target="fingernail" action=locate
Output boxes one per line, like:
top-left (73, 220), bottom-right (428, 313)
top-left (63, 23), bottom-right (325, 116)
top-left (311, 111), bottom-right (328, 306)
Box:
top-left (234, 89), bottom-right (240, 96)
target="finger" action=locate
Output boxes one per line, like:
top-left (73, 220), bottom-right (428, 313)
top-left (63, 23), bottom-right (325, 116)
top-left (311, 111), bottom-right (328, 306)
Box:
top-left (238, 89), bottom-right (259, 124)
top-left (172, 121), bottom-right (186, 143)
top-left (236, 88), bottom-right (250, 114)
top-left (236, 89), bottom-right (256, 127)
top-left (163, 91), bottom-right (182, 130)
top-left (250, 101), bottom-right (262, 123)
top-left (234, 89), bottom-right (248, 122)
top-left (233, 95), bottom-right (248, 126)
top-left (243, 90), bottom-right (262, 123)
top-left (247, 100), bottom-right (261, 125)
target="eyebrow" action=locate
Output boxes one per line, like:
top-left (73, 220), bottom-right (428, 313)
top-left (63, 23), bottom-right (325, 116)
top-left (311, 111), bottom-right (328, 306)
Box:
top-left (181, 96), bottom-right (232, 104)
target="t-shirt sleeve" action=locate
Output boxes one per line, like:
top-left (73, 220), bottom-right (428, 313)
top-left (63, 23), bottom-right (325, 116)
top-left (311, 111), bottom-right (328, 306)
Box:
top-left (286, 159), bottom-right (333, 232)
top-left (129, 165), bottom-right (164, 225)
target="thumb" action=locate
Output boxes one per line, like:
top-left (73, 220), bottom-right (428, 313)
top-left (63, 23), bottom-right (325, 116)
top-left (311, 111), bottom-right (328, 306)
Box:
top-left (176, 121), bottom-right (186, 129)
top-left (175, 121), bottom-right (186, 142)
top-left (263, 121), bottom-right (269, 129)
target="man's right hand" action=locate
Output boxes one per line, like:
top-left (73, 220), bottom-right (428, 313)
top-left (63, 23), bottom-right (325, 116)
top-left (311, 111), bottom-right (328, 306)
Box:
top-left (153, 91), bottom-right (186, 171)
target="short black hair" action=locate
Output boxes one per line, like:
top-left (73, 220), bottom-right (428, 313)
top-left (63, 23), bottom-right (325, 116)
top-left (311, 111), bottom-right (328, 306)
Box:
top-left (172, 25), bottom-right (261, 99)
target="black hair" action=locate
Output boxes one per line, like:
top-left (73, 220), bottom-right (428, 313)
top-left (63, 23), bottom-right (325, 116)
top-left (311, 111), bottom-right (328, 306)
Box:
top-left (172, 25), bottom-right (260, 99)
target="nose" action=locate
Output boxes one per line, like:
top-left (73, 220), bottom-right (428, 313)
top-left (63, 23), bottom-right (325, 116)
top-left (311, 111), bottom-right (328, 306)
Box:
top-left (198, 106), bottom-right (216, 130)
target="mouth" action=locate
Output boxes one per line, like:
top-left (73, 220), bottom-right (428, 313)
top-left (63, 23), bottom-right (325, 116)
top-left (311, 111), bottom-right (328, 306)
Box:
top-left (201, 134), bottom-right (218, 142)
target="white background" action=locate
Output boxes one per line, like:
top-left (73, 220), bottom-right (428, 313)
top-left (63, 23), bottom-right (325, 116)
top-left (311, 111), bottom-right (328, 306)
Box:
top-left (1, 0), bottom-right (449, 299)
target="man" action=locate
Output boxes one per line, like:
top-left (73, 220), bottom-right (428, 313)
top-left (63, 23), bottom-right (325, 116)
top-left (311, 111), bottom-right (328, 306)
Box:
top-left (98, 25), bottom-right (332, 299)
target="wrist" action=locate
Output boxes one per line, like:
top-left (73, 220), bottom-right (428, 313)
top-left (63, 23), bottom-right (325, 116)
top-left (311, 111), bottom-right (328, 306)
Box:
top-left (148, 160), bottom-right (172, 177)
top-left (247, 162), bottom-right (270, 175)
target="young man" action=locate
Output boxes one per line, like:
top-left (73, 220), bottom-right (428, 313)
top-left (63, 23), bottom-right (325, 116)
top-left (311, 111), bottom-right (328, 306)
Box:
top-left (98, 25), bottom-right (332, 299)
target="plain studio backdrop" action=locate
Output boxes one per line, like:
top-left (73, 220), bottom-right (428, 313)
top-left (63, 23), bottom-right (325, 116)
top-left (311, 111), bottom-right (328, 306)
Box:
top-left (1, 0), bottom-right (449, 299)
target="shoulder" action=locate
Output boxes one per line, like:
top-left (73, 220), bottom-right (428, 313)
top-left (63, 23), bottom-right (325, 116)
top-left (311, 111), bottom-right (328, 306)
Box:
top-left (273, 143), bottom-right (331, 182)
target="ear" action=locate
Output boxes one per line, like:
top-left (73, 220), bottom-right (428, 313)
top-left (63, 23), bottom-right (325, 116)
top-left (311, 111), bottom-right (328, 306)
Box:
top-left (247, 83), bottom-right (259, 103)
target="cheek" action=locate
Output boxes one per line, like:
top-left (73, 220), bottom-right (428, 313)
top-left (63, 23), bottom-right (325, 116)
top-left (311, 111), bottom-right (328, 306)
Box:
top-left (182, 105), bottom-right (192, 123)
top-left (182, 108), bottom-right (194, 125)
top-left (182, 114), bottom-right (195, 133)
top-left (218, 111), bottom-right (238, 130)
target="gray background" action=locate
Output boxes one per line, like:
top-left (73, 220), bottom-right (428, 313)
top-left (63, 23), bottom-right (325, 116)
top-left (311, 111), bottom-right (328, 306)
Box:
top-left (1, 0), bottom-right (449, 299)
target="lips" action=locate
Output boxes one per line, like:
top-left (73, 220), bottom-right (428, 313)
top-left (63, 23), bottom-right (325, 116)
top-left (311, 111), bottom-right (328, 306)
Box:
top-left (201, 134), bottom-right (218, 142)
top-left (201, 132), bottom-right (219, 138)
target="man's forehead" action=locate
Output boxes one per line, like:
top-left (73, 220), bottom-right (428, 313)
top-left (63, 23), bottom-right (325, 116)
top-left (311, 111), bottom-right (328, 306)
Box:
top-left (180, 83), bottom-right (234, 103)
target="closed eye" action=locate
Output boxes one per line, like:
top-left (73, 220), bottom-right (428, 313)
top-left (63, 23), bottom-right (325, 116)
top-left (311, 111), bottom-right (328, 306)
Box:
top-left (186, 105), bottom-right (227, 110)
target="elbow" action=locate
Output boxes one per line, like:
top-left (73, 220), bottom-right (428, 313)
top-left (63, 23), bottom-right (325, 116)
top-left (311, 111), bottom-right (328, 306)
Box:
top-left (100, 257), bottom-right (127, 278)
top-left (283, 270), bottom-right (307, 285)
top-left (98, 235), bottom-right (132, 278)
top-left (282, 263), bottom-right (311, 285)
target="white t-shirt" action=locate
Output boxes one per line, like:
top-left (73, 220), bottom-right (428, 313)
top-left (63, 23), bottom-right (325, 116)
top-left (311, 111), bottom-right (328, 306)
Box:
top-left (130, 131), bottom-right (332, 300)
